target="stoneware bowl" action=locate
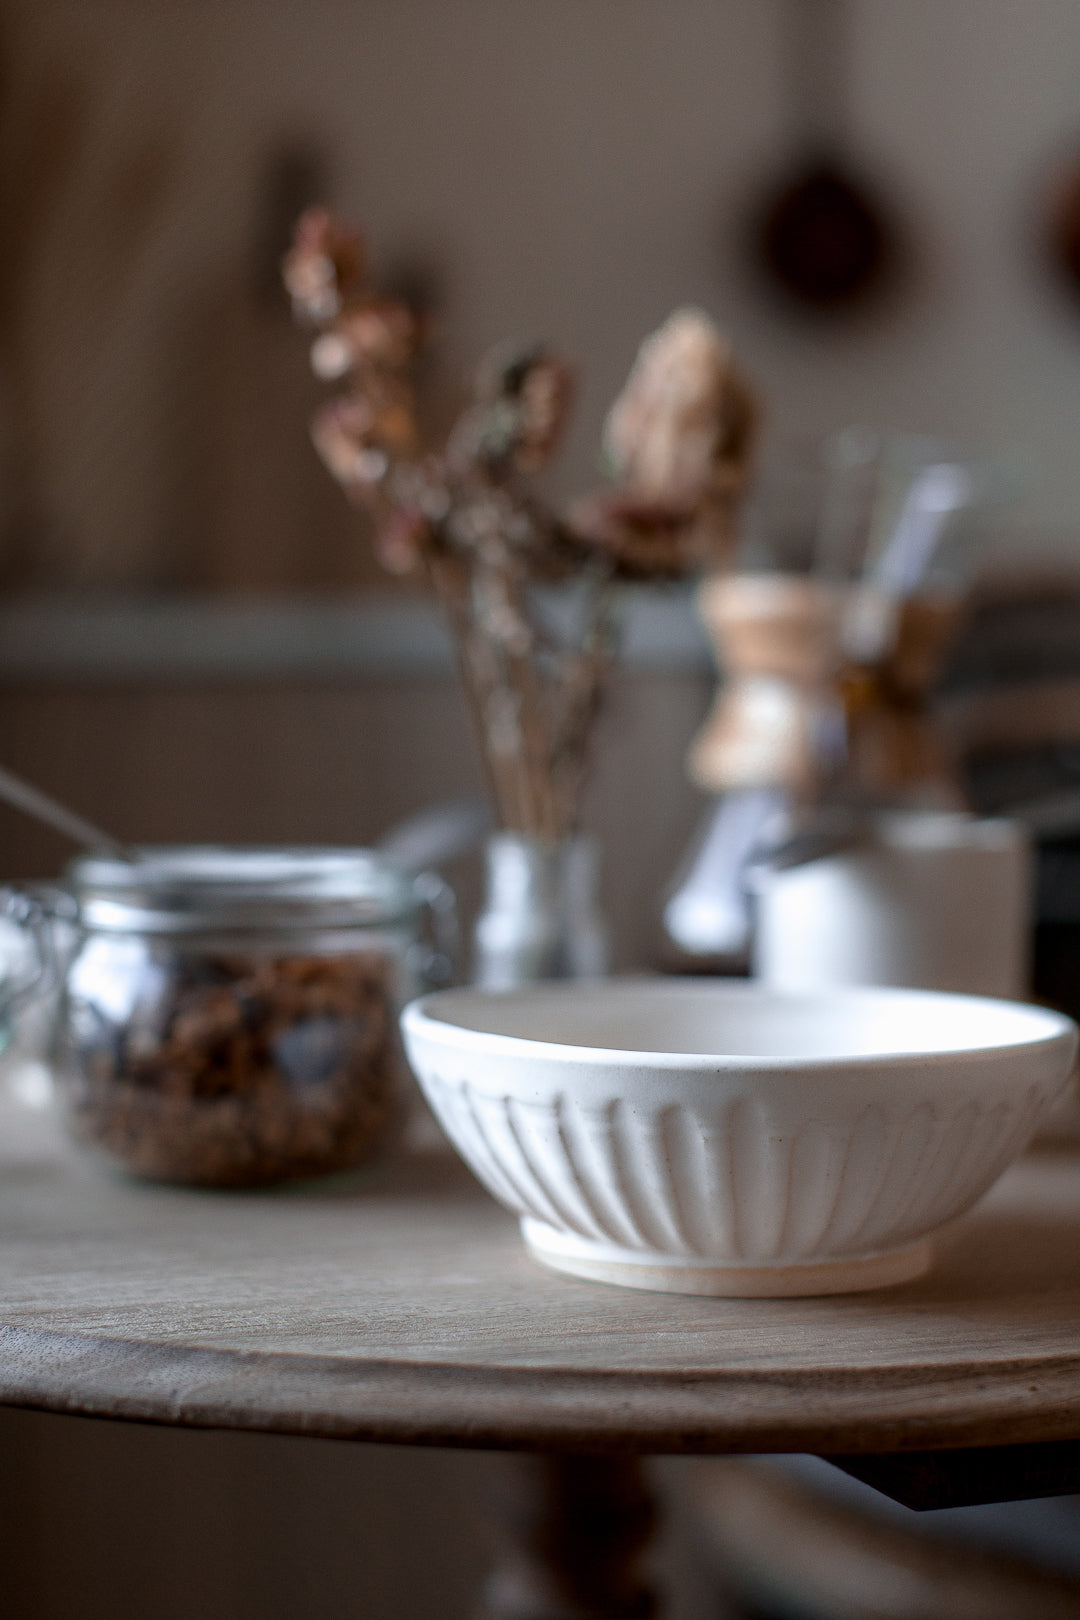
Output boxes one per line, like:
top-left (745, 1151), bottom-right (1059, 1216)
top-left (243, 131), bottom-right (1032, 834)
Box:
top-left (401, 979), bottom-right (1077, 1297)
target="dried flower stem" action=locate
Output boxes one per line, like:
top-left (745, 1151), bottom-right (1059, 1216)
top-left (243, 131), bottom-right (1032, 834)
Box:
top-left (284, 212), bottom-right (759, 840)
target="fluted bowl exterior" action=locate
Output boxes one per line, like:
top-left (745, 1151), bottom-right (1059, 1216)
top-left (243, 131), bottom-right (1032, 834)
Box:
top-left (401, 981), bottom-right (1077, 1281)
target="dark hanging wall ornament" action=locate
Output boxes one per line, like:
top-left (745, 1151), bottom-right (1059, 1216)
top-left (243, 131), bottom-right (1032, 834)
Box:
top-left (1045, 159), bottom-right (1080, 300)
top-left (750, 0), bottom-right (899, 312)
top-left (758, 159), bottom-right (890, 307)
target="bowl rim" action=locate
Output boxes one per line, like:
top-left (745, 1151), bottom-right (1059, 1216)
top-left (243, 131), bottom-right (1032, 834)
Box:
top-left (401, 979), bottom-right (1078, 1074)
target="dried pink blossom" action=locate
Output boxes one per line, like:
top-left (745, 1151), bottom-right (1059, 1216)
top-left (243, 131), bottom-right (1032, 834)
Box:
top-left (282, 207), bottom-right (367, 323)
top-left (603, 307), bottom-right (758, 514)
top-left (373, 506), bottom-right (432, 576)
top-left (310, 397), bottom-right (384, 490)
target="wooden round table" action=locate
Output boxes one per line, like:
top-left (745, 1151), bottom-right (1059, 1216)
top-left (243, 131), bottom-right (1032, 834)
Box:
top-left (3, 1100), bottom-right (1080, 1617)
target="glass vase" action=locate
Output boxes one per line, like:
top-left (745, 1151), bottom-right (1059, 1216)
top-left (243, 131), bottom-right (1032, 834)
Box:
top-left (472, 832), bottom-right (609, 989)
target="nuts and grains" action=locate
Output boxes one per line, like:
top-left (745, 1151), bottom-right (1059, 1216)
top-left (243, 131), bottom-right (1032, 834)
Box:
top-left (58, 944), bottom-right (403, 1187)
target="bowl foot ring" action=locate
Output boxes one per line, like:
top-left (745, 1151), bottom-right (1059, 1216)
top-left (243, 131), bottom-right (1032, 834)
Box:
top-left (521, 1221), bottom-right (933, 1297)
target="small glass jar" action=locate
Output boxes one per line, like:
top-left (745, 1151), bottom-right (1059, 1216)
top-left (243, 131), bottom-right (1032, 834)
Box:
top-left (52, 847), bottom-right (454, 1187)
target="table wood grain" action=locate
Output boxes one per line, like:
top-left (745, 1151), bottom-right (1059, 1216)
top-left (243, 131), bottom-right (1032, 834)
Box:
top-left (2, 1100), bottom-right (1079, 1456)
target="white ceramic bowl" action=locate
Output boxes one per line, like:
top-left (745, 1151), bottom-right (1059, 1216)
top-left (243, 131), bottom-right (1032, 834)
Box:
top-left (401, 979), bottom-right (1077, 1297)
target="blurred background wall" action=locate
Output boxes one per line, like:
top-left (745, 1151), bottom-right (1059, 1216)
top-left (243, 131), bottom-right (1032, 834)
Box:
top-left (2, 0), bottom-right (1080, 592)
top-left (0, 0), bottom-right (1076, 936)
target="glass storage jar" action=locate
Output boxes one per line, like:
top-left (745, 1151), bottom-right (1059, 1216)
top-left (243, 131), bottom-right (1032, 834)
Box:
top-left (52, 847), bottom-right (454, 1187)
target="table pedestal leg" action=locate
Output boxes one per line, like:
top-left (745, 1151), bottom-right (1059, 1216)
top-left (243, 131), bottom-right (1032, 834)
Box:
top-left (476, 1453), bottom-right (658, 1620)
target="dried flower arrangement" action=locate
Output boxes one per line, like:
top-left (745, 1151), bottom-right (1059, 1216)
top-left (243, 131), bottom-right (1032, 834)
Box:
top-left (284, 209), bottom-right (759, 840)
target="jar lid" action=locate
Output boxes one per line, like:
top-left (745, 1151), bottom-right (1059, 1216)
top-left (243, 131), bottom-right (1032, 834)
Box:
top-left (68, 846), bottom-right (417, 934)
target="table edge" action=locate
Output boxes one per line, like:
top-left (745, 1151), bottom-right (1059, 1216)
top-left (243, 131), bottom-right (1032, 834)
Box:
top-left (3, 1323), bottom-right (1080, 1455)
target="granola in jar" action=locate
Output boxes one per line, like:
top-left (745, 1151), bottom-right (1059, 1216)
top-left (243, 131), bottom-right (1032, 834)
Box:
top-left (54, 847), bottom-right (451, 1187)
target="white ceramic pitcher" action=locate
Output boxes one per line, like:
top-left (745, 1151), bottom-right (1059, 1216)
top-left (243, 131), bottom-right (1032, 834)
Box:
top-left (752, 811), bottom-right (1031, 999)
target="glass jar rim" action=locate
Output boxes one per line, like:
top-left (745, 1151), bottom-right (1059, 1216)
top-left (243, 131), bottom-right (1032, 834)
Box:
top-left (67, 845), bottom-right (418, 934)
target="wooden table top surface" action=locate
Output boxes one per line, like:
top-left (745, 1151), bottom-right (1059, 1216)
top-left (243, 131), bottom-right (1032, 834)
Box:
top-left (2, 1098), bottom-right (1080, 1457)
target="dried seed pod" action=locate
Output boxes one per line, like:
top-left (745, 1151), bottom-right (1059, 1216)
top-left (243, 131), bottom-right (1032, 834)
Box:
top-left (449, 342), bottom-right (575, 476)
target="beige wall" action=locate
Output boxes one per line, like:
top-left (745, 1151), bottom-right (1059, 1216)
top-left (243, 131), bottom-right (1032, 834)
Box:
top-left (0, 1410), bottom-right (496, 1620)
top-left (0, 667), bottom-right (712, 970)
top-left (2, 2), bottom-right (1080, 589)
top-left (0, 1408), bottom-right (716, 1620)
